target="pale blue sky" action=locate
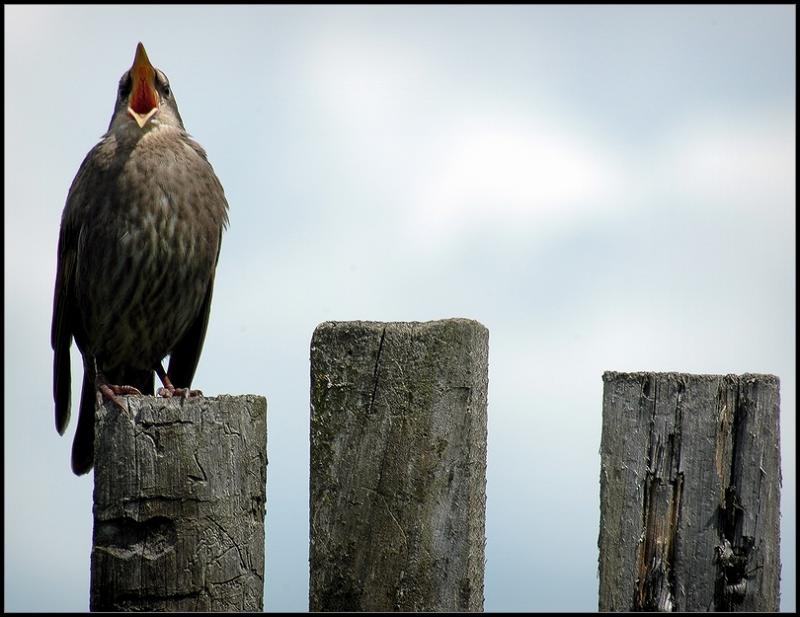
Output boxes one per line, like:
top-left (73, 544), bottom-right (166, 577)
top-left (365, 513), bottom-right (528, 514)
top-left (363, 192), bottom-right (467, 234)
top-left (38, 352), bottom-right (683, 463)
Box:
top-left (4, 5), bottom-right (795, 612)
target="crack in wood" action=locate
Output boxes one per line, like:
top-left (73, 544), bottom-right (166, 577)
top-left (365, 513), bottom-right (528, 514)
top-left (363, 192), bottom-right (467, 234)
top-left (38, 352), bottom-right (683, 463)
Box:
top-left (367, 327), bottom-right (386, 416)
top-left (714, 377), bottom-right (757, 611)
top-left (600, 372), bottom-right (780, 612)
top-left (634, 374), bottom-right (683, 612)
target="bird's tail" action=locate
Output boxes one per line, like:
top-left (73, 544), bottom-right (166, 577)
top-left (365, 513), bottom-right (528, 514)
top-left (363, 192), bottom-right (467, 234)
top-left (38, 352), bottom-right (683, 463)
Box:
top-left (71, 365), bottom-right (154, 475)
top-left (71, 369), bottom-right (96, 475)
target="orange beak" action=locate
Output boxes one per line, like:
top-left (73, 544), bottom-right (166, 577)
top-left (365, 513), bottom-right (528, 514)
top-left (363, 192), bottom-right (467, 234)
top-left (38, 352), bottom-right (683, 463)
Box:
top-left (127, 43), bottom-right (159, 128)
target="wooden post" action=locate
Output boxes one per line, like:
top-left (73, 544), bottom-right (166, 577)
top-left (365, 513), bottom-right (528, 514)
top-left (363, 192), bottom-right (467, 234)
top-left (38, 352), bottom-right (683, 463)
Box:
top-left (599, 372), bottom-right (781, 612)
top-left (91, 395), bottom-right (267, 612)
top-left (309, 319), bottom-right (488, 612)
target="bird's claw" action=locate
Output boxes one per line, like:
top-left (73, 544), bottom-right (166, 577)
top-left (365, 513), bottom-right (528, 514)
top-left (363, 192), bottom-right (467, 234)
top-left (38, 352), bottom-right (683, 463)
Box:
top-left (154, 363), bottom-right (202, 399)
top-left (157, 385), bottom-right (203, 399)
top-left (96, 383), bottom-right (140, 412)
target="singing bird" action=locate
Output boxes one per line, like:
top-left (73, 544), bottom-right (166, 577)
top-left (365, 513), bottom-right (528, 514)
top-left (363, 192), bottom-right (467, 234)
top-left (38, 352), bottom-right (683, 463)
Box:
top-left (51, 43), bottom-right (229, 475)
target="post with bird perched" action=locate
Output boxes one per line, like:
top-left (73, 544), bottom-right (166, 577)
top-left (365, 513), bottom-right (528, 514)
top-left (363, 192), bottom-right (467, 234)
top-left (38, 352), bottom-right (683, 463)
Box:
top-left (309, 319), bottom-right (488, 612)
top-left (598, 372), bottom-right (781, 612)
top-left (91, 394), bottom-right (267, 611)
top-left (51, 43), bottom-right (267, 610)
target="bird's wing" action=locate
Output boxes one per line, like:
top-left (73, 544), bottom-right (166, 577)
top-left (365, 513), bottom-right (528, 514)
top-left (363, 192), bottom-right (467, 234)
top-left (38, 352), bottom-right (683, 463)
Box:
top-left (52, 149), bottom-right (99, 434)
top-left (52, 199), bottom-right (82, 434)
top-left (167, 139), bottom-right (228, 389)
top-left (166, 252), bottom-right (219, 390)
top-left (52, 225), bottom-right (75, 435)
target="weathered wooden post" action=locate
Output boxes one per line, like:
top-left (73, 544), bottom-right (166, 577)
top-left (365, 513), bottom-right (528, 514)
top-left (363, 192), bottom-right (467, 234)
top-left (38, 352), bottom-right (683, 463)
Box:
top-left (91, 395), bottom-right (268, 611)
top-left (599, 372), bottom-right (781, 612)
top-left (309, 319), bottom-right (488, 612)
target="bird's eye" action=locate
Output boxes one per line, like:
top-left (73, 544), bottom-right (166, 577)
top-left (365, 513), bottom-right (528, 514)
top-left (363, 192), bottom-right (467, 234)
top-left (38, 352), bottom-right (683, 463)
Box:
top-left (118, 74), bottom-right (132, 98)
top-left (156, 70), bottom-right (171, 99)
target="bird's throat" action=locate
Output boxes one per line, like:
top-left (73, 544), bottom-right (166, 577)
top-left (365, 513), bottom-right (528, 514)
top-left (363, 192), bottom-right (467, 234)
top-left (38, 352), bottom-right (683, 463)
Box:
top-left (128, 106), bottom-right (158, 129)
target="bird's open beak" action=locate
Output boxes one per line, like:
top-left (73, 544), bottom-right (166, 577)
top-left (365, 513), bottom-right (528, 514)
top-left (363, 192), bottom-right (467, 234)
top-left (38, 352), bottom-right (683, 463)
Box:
top-left (127, 43), bottom-right (159, 128)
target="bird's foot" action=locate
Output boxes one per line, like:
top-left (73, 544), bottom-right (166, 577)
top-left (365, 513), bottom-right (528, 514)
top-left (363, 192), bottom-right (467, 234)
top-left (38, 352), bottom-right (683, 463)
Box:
top-left (95, 377), bottom-right (141, 412)
top-left (103, 384), bottom-right (143, 396)
top-left (157, 384), bottom-right (203, 399)
top-left (155, 363), bottom-right (203, 399)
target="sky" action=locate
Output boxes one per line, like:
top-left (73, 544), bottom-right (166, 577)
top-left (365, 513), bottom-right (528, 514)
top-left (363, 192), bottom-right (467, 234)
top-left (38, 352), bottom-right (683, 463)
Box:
top-left (4, 4), bottom-right (795, 612)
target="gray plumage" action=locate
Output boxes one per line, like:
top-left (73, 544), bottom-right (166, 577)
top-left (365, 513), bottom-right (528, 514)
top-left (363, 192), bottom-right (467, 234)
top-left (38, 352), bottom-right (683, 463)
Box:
top-left (52, 43), bottom-right (228, 474)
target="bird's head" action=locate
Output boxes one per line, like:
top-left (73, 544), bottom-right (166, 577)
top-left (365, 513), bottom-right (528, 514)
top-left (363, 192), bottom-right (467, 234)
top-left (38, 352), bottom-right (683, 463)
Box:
top-left (109, 42), bottom-right (184, 133)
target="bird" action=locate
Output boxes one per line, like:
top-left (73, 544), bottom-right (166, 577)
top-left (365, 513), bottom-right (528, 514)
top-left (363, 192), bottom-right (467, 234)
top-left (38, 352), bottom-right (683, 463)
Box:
top-left (51, 42), bottom-right (229, 475)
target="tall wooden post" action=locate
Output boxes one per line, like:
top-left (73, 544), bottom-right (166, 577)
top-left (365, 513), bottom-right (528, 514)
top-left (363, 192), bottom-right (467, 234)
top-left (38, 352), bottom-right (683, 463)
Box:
top-left (599, 372), bottom-right (781, 611)
top-left (91, 395), bottom-right (268, 611)
top-left (309, 319), bottom-right (488, 612)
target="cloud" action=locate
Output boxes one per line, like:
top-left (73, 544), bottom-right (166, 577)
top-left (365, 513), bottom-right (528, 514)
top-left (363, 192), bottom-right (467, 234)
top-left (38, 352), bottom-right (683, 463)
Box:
top-left (660, 106), bottom-right (796, 217)
top-left (407, 115), bottom-right (628, 243)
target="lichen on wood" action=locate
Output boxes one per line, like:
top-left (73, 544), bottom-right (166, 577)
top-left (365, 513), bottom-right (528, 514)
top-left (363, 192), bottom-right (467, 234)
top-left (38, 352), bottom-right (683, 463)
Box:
top-left (309, 319), bottom-right (488, 612)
